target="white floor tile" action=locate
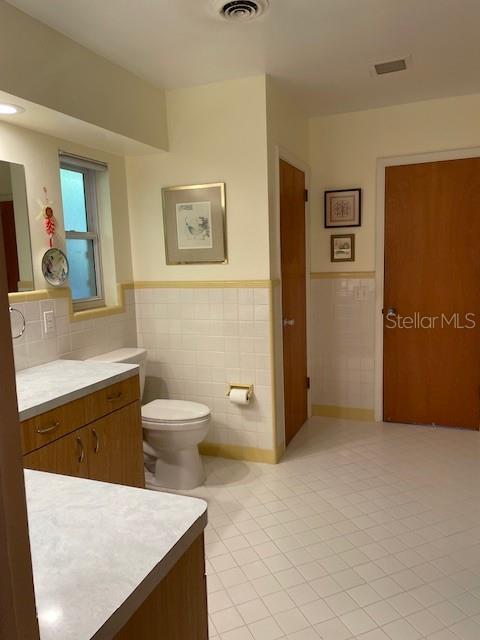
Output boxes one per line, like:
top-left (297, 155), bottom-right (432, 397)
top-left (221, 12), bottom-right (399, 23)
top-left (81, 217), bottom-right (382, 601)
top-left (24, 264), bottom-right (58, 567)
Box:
top-left (248, 616), bottom-right (284, 640)
top-left (193, 417), bottom-right (480, 640)
top-left (340, 608), bottom-right (377, 635)
top-left (237, 598), bottom-right (270, 624)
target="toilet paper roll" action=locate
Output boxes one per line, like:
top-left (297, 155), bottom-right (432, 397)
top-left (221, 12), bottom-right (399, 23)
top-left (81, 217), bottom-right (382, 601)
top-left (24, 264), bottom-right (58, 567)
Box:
top-left (229, 388), bottom-right (251, 406)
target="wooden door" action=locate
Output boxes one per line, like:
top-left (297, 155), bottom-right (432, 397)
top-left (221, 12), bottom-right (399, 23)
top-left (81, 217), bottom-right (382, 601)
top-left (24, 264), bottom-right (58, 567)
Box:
top-left (87, 403), bottom-right (145, 488)
top-left (279, 160), bottom-right (308, 444)
top-left (384, 158), bottom-right (480, 429)
top-left (0, 201), bottom-right (19, 292)
top-left (23, 429), bottom-right (89, 477)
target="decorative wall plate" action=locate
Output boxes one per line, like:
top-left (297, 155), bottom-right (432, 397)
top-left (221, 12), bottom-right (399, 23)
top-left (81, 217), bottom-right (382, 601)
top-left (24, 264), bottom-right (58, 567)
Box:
top-left (42, 248), bottom-right (69, 287)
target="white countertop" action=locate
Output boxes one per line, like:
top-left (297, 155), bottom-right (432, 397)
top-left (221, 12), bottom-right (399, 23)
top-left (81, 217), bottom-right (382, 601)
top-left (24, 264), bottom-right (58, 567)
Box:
top-left (16, 360), bottom-right (139, 421)
top-left (25, 470), bottom-right (208, 640)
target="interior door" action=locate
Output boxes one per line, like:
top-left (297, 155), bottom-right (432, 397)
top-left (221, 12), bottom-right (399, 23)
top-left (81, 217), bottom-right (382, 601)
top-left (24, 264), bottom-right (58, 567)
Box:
top-left (384, 158), bottom-right (480, 429)
top-left (87, 403), bottom-right (145, 488)
top-left (279, 159), bottom-right (308, 444)
top-left (23, 429), bottom-right (89, 478)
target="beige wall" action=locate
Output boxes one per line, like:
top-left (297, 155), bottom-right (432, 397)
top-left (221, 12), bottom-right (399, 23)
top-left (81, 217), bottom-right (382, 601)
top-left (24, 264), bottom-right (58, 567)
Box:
top-left (309, 93), bottom-right (480, 273)
top-left (0, 1), bottom-right (168, 150)
top-left (0, 121), bottom-right (133, 290)
top-left (126, 76), bottom-right (271, 281)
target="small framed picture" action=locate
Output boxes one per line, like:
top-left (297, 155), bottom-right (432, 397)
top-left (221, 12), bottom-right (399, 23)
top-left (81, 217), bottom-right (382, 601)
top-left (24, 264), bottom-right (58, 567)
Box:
top-left (162, 182), bottom-right (227, 264)
top-left (325, 188), bottom-right (361, 228)
top-left (331, 234), bottom-right (355, 262)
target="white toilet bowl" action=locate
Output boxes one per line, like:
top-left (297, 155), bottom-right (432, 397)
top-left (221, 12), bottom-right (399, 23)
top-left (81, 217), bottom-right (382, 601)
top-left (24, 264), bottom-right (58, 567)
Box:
top-left (142, 399), bottom-right (210, 490)
top-left (87, 348), bottom-right (211, 490)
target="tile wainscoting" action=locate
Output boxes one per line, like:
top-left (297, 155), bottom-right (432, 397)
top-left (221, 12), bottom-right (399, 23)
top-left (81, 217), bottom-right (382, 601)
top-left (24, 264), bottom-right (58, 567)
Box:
top-left (311, 273), bottom-right (376, 420)
top-left (135, 283), bottom-right (278, 461)
top-left (10, 287), bottom-right (137, 371)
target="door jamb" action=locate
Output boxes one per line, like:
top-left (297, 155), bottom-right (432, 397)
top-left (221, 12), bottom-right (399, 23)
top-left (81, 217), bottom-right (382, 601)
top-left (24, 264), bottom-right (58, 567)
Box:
top-left (374, 146), bottom-right (480, 421)
top-left (274, 146), bottom-right (311, 446)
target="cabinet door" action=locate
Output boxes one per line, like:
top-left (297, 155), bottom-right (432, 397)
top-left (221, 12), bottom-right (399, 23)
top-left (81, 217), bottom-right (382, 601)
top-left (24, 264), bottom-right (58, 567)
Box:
top-left (23, 429), bottom-right (89, 478)
top-left (87, 402), bottom-right (145, 488)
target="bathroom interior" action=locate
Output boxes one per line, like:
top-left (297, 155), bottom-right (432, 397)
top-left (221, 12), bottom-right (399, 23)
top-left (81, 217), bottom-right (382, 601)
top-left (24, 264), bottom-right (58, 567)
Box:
top-left (3, 1), bottom-right (480, 639)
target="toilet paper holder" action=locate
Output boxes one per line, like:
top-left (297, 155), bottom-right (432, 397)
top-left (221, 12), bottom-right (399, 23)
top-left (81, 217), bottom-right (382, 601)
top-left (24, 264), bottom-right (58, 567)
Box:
top-left (226, 383), bottom-right (254, 401)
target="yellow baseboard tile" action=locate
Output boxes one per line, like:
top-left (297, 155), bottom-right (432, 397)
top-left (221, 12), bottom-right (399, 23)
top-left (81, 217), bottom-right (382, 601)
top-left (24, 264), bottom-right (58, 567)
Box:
top-left (199, 442), bottom-right (284, 464)
top-left (313, 404), bottom-right (375, 422)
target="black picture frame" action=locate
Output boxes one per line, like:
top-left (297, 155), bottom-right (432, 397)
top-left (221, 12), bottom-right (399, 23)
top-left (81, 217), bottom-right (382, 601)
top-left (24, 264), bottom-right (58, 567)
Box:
top-left (324, 188), bottom-right (362, 228)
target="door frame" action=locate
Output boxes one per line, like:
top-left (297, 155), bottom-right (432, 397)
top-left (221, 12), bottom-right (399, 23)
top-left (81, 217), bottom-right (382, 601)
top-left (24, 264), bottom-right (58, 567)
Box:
top-left (374, 146), bottom-right (480, 421)
top-left (274, 146), bottom-right (311, 446)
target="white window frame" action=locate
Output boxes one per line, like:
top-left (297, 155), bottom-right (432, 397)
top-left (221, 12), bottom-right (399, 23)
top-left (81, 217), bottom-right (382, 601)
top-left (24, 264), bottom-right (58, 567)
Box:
top-left (60, 153), bottom-right (106, 311)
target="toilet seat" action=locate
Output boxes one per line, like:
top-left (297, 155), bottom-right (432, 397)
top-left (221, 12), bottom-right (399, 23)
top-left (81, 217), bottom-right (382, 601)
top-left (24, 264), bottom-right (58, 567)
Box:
top-left (141, 399), bottom-right (210, 431)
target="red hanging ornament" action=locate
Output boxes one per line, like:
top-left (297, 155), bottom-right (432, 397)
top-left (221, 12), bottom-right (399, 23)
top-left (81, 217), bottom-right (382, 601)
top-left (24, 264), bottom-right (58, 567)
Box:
top-left (41, 187), bottom-right (56, 247)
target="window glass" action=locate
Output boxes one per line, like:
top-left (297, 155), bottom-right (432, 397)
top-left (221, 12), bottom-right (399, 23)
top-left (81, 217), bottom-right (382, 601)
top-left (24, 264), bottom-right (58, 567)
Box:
top-left (65, 238), bottom-right (98, 301)
top-left (60, 168), bottom-right (88, 232)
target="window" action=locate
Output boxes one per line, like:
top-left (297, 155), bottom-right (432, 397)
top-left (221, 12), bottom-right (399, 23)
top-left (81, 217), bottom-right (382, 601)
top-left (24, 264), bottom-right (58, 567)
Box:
top-left (59, 153), bottom-right (107, 310)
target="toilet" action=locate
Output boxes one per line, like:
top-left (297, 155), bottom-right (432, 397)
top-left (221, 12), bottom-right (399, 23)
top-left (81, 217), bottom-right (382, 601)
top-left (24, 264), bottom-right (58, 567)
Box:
top-left (87, 348), bottom-right (210, 490)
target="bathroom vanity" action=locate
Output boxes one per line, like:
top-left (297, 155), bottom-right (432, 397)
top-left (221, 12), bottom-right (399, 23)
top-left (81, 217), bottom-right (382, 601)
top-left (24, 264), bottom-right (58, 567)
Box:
top-left (26, 470), bottom-right (208, 640)
top-left (17, 360), bottom-right (209, 639)
top-left (16, 359), bottom-right (145, 487)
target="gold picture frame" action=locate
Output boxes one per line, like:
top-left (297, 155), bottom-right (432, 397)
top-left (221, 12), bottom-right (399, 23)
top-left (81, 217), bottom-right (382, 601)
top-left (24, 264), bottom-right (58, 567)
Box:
top-left (162, 182), bottom-right (227, 264)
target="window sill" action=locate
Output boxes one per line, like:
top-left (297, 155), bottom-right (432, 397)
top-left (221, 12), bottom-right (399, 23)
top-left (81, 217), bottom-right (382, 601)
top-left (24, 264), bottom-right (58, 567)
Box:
top-left (71, 303), bottom-right (126, 322)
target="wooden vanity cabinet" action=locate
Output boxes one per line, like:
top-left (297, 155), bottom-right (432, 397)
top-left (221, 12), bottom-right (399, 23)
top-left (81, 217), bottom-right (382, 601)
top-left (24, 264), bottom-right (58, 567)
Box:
top-left (87, 403), bottom-right (145, 486)
top-left (22, 375), bottom-right (145, 489)
top-left (23, 429), bottom-right (89, 479)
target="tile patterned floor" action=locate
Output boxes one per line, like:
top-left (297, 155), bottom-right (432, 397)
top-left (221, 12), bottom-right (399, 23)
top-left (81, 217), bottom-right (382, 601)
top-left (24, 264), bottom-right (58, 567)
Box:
top-left (193, 417), bottom-right (480, 640)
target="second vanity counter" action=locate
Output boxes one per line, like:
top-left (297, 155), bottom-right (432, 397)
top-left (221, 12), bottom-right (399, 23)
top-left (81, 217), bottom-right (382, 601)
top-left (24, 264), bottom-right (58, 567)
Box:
top-left (16, 359), bottom-right (139, 421)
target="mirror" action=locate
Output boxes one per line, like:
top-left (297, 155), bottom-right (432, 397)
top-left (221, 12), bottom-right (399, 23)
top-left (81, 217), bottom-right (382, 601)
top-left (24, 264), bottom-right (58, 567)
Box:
top-left (0, 160), bottom-right (34, 293)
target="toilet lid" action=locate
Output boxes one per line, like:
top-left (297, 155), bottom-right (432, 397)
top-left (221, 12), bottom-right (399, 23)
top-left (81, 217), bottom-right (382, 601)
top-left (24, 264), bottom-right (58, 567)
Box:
top-left (141, 400), bottom-right (210, 424)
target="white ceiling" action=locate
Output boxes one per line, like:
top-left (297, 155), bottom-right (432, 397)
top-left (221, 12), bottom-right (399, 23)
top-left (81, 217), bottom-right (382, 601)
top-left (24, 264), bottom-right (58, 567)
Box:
top-left (7, 0), bottom-right (480, 116)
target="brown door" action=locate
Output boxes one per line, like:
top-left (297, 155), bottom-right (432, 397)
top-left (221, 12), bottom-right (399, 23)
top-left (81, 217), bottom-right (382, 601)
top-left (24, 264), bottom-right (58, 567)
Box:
top-left (87, 403), bottom-right (145, 488)
top-left (384, 158), bottom-right (480, 429)
top-left (23, 429), bottom-right (89, 477)
top-left (0, 201), bottom-right (19, 292)
top-left (280, 159), bottom-right (308, 444)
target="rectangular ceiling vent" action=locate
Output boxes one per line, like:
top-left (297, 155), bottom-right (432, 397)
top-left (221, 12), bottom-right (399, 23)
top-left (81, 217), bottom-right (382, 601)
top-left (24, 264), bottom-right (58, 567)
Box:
top-left (373, 58), bottom-right (408, 76)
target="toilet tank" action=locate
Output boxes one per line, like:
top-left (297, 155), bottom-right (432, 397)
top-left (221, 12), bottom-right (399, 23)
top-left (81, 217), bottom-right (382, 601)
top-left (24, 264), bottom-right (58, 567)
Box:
top-left (87, 348), bottom-right (147, 398)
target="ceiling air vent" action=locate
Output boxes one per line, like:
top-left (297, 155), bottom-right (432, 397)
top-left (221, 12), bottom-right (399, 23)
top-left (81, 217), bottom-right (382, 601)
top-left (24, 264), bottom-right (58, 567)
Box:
top-left (215, 0), bottom-right (269, 21)
top-left (373, 58), bottom-right (408, 75)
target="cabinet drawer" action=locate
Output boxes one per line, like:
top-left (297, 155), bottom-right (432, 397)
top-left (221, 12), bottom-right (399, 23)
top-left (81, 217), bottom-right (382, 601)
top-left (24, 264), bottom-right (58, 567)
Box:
top-left (21, 398), bottom-right (86, 455)
top-left (84, 375), bottom-right (140, 424)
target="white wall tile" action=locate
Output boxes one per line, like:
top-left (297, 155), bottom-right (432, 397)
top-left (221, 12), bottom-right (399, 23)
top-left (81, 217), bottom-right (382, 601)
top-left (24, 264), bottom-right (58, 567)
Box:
top-left (13, 295), bottom-right (138, 371)
top-left (138, 287), bottom-right (275, 451)
top-left (311, 277), bottom-right (375, 410)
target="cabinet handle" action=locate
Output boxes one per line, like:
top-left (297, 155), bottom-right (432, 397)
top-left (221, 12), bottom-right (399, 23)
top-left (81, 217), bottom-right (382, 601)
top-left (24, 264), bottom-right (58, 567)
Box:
top-left (107, 391), bottom-right (123, 401)
top-left (92, 429), bottom-right (100, 454)
top-left (76, 437), bottom-right (85, 464)
top-left (36, 421), bottom-right (60, 434)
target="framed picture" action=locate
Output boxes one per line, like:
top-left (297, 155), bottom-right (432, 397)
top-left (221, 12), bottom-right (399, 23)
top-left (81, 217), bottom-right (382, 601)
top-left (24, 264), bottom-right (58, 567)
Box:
top-left (162, 182), bottom-right (227, 264)
top-left (331, 234), bottom-right (355, 262)
top-left (325, 188), bottom-right (361, 228)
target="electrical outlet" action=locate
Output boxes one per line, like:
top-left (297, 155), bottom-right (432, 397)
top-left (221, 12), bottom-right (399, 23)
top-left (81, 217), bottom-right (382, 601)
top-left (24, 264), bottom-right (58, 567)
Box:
top-left (43, 310), bottom-right (56, 336)
top-left (354, 286), bottom-right (368, 301)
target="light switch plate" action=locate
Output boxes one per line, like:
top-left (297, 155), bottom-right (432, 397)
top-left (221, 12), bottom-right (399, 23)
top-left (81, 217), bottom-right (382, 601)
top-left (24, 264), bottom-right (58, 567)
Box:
top-left (43, 310), bottom-right (56, 336)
